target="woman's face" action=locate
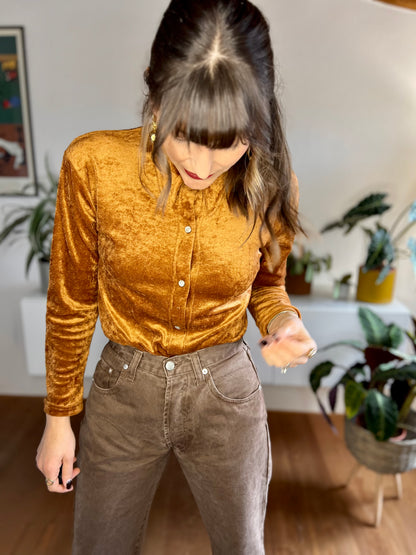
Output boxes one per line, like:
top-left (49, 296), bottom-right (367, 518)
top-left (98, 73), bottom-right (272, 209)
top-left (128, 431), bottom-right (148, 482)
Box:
top-left (162, 135), bottom-right (249, 190)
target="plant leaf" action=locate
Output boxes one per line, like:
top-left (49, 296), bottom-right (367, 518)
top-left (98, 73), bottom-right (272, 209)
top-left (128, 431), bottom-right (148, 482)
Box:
top-left (25, 248), bottom-right (36, 276)
top-left (372, 362), bottom-right (416, 383)
top-left (0, 213), bottom-right (30, 242)
top-left (345, 381), bottom-right (367, 419)
top-left (375, 264), bottom-right (392, 285)
top-left (390, 379), bottom-right (411, 411)
top-left (328, 385), bottom-right (338, 411)
top-left (408, 237), bottom-right (416, 277)
top-left (409, 200), bottom-right (416, 223)
top-left (346, 362), bottom-right (367, 380)
top-left (387, 324), bottom-right (405, 350)
top-left (322, 193), bottom-right (390, 234)
top-left (358, 307), bottom-right (389, 346)
top-left (314, 394), bottom-right (339, 434)
top-left (363, 227), bottom-right (394, 272)
top-left (304, 264), bottom-right (314, 283)
top-left (364, 390), bottom-right (399, 441)
top-left (365, 346), bottom-right (399, 373)
top-left (309, 361), bottom-right (335, 393)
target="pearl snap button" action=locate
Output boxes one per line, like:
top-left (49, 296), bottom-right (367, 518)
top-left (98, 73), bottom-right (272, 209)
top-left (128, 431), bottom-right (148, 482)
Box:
top-left (165, 360), bottom-right (175, 371)
top-left (178, 280), bottom-right (185, 287)
top-left (185, 226), bottom-right (192, 233)
top-left (202, 368), bottom-right (208, 375)
top-left (174, 325), bottom-right (181, 330)
top-left (108, 368), bottom-right (113, 374)
top-left (123, 364), bottom-right (129, 370)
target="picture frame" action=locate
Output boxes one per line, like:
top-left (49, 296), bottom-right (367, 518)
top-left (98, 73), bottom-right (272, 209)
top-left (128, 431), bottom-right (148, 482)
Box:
top-left (0, 27), bottom-right (36, 196)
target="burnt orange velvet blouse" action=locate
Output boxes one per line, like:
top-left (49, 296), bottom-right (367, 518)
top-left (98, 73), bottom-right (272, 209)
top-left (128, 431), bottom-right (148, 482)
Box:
top-left (44, 127), bottom-right (299, 416)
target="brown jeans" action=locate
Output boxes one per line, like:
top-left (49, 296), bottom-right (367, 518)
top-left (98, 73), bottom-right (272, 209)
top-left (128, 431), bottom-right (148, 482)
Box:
top-left (73, 339), bottom-right (272, 555)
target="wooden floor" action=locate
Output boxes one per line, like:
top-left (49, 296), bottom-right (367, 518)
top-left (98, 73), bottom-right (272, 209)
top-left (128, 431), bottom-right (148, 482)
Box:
top-left (1, 397), bottom-right (416, 555)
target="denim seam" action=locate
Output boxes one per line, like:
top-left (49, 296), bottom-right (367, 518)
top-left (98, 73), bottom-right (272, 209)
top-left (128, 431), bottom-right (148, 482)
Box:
top-left (163, 377), bottom-right (173, 448)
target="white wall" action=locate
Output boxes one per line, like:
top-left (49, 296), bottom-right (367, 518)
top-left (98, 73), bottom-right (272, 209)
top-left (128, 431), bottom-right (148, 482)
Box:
top-left (1, 0), bottom-right (415, 406)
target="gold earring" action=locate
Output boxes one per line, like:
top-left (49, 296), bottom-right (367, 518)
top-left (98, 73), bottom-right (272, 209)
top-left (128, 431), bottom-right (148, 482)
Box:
top-left (150, 115), bottom-right (157, 143)
top-left (247, 147), bottom-right (252, 160)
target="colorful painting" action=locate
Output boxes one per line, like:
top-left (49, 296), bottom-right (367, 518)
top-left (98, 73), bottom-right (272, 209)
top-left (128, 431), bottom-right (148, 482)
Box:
top-left (0, 27), bottom-right (36, 195)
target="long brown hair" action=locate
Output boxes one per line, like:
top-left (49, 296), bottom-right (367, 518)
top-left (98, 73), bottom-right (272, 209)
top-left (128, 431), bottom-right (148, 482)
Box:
top-left (141, 0), bottom-right (301, 264)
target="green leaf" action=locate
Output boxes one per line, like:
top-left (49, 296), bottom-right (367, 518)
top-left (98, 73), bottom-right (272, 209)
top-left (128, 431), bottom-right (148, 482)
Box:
top-left (304, 264), bottom-right (314, 283)
top-left (372, 362), bottom-right (416, 383)
top-left (364, 390), bottom-right (399, 441)
top-left (375, 264), bottom-right (392, 285)
top-left (309, 361), bottom-right (335, 393)
top-left (329, 385), bottom-right (338, 411)
top-left (347, 362), bottom-right (367, 380)
top-left (387, 324), bottom-right (404, 350)
top-left (363, 227), bottom-right (395, 272)
top-left (345, 381), bottom-right (367, 419)
top-left (408, 200), bottom-right (416, 223)
top-left (358, 307), bottom-right (389, 346)
top-left (322, 193), bottom-right (391, 234)
top-left (0, 213), bottom-right (30, 243)
top-left (25, 248), bottom-right (36, 276)
top-left (389, 348), bottom-right (416, 362)
top-left (408, 237), bottom-right (416, 277)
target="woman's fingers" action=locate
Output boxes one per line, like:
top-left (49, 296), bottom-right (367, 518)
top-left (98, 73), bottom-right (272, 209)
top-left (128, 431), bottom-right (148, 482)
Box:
top-left (259, 334), bottom-right (317, 368)
top-left (44, 464), bottom-right (80, 493)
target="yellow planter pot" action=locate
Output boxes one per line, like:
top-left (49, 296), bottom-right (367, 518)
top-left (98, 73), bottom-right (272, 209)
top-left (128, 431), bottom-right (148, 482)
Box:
top-left (356, 267), bottom-right (396, 303)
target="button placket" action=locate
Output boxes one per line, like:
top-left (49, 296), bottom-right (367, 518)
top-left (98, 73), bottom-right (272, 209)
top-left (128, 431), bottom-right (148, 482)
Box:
top-left (170, 213), bottom-right (197, 334)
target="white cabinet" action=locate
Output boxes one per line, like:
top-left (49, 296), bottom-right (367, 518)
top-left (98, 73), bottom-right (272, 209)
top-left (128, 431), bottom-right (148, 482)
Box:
top-left (21, 293), bottom-right (412, 386)
top-left (20, 295), bottom-right (107, 377)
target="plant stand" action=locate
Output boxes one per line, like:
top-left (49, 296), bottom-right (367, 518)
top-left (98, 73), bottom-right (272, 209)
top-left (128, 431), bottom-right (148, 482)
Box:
top-left (345, 462), bottom-right (403, 527)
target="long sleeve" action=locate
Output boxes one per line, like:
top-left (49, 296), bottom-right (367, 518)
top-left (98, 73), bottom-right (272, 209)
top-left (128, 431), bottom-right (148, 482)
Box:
top-left (248, 175), bottom-right (300, 336)
top-left (44, 145), bottom-right (98, 416)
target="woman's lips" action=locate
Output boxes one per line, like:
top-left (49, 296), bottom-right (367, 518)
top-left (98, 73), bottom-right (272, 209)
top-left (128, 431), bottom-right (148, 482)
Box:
top-left (185, 169), bottom-right (214, 180)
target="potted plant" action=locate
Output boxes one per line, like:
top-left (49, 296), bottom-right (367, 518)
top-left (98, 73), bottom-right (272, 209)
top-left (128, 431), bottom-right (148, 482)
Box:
top-left (286, 242), bottom-right (332, 295)
top-left (332, 273), bottom-right (353, 301)
top-left (309, 306), bottom-right (416, 475)
top-left (0, 160), bottom-right (58, 294)
top-left (322, 193), bottom-right (416, 303)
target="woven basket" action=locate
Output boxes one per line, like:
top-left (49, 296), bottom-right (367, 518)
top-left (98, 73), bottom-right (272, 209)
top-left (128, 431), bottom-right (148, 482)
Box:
top-left (344, 410), bottom-right (416, 475)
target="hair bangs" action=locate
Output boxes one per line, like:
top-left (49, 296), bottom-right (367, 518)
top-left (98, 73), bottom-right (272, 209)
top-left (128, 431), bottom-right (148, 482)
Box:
top-left (159, 64), bottom-right (252, 149)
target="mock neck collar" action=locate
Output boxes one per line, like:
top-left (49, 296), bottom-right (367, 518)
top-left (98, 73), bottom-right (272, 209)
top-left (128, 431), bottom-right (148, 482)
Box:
top-left (139, 147), bottom-right (227, 214)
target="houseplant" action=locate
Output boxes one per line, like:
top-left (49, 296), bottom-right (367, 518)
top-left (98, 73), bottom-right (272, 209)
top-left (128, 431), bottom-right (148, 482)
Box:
top-left (0, 159), bottom-right (58, 293)
top-left (309, 307), bottom-right (416, 474)
top-left (332, 272), bottom-right (353, 301)
top-left (286, 242), bottom-right (332, 295)
top-left (322, 193), bottom-right (416, 303)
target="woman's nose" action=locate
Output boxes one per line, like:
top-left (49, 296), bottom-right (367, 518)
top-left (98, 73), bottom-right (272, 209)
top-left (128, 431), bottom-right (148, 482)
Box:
top-left (189, 144), bottom-right (213, 179)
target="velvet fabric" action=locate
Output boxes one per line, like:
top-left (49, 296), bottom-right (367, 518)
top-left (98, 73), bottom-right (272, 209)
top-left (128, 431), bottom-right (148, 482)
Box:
top-left (44, 128), bottom-right (299, 416)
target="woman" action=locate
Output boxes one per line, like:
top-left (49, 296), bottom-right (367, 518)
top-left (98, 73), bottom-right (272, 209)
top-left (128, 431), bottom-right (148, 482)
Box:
top-left (36, 0), bottom-right (317, 553)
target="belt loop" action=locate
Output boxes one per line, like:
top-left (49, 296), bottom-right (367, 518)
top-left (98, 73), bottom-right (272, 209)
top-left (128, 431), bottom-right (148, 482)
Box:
top-left (128, 349), bottom-right (143, 382)
top-left (190, 352), bottom-right (204, 384)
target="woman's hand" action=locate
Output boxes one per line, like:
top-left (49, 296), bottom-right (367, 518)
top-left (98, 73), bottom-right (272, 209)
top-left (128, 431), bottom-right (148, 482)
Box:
top-left (259, 311), bottom-right (317, 370)
top-left (36, 415), bottom-right (80, 493)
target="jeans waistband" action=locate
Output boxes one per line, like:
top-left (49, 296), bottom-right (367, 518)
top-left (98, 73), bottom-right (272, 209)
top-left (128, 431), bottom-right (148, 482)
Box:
top-left (101, 338), bottom-right (246, 380)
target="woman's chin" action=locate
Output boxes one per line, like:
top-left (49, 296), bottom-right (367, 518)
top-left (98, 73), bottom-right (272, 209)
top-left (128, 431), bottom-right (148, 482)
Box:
top-left (182, 175), bottom-right (214, 190)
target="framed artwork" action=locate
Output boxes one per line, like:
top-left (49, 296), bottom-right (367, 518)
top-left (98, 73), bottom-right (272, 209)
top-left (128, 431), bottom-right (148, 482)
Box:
top-left (0, 27), bottom-right (36, 195)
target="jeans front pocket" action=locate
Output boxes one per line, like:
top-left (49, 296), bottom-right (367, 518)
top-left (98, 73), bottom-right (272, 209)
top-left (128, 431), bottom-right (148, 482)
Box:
top-left (92, 343), bottom-right (128, 393)
top-left (207, 348), bottom-right (261, 404)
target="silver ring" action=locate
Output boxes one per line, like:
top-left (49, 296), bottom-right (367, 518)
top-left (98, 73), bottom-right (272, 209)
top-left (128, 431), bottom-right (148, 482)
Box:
top-left (307, 347), bottom-right (317, 359)
top-left (281, 365), bottom-right (289, 374)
